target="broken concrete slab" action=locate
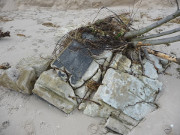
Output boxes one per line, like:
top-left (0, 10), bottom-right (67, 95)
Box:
top-left (105, 117), bottom-right (131, 135)
top-left (123, 102), bottom-right (157, 121)
top-left (16, 56), bottom-right (52, 77)
top-left (83, 101), bottom-right (120, 118)
top-left (32, 69), bottom-right (77, 114)
top-left (0, 67), bottom-right (36, 94)
top-left (90, 68), bottom-right (160, 120)
top-left (143, 60), bottom-right (158, 79)
top-left (131, 63), bottom-right (143, 76)
top-left (16, 67), bottom-right (36, 94)
top-left (110, 53), bottom-right (131, 73)
top-left (148, 54), bottom-right (164, 73)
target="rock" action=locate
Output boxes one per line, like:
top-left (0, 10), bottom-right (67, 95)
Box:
top-left (131, 63), bottom-right (142, 75)
top-left (148, 54), bottom-right (164, 73)
top-left (16, 56), bottom-right (52, 77)
top-left (91, 68), bottom-right (159, 120)
top-left (0, 67), bottom-right (36, 94)
top-left (110, 53), bottom-right (122, 69)
top-left (78, 103), bottom-right (87, 110)
top-left (110, 53), bottom-right (131, 73)
top-left (105, 117), bottom-right (131, 135)
top-left (16, 67), bottom-right (36, 94)
top-left (123, 102), bottom-right (157, 121)
top-left (143, 61), bottom-right (158, 79)
top-left (139, 76), bottom-right (162, 92)
top-left (83, 102), bottom-right (119, 118)
top-left (160, 58), bottom-right (169, 66)
top-left (92, 69), bottom-right (102, 82)
top-left (75, 86), bottom-right (90, 102)
top-left (0, 68), bottom-right (20, 92)
top-left (32, 69), bottom-right (77, 114)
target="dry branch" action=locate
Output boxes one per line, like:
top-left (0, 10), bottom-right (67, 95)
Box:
top-left (132, 35), bottom-right (180, 47)
top-left (146, 48), bottom-right (180, 64)
top-left (124, 10), bottom-right (180, 39)
top-left (135, 27), bottom-right (180, 40)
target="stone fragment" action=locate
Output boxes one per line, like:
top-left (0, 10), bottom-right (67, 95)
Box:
top-left (75, 86), bottom-right (90, 102)
top-left (110, 53), bottom-right (131, 73)
top-left (139, 76), bottom-right (162, 92)
top-left (143, 61), bottom-right (158, 79)
top-left (105, 117), bottom-right (131, 135)
top-left (0, 67), bottom-right (36, 94)
top-left (16, 67), bottom-right (36, 94)
top-left (117, 55), bottom-right (131, 73)
top-left (92, 69), bottom-right (102, 82)
top-left (110, 53), bottom-right (122, 69)
top-left (16, 56), bottom-right (52, 77)
top-left (83, 102), bottom-right (119, 118)
top-left (32, 69), bottom-right (77, 114)
top-left (131, 63), bottom-right (142, 75)
top-left (148, 54), bottom-right (164, 73)
top-left (91, 68), bottom-right (160, 120)
top-left (78, 103), bottom-right (86, 110)
top-left (123, 102), bottom-right (157, 121)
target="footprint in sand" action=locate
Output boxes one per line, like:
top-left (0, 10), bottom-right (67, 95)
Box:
top-left (24, 121), bottom-right (36, 135)
top-left (88, 123), bottom-right (99, 135)
top-left (0, 120), bottom-right (10, 133)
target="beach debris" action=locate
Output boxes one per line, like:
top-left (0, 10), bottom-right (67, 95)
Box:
top-left (42, 22), bottom-right (59, 28)
top-left (105, 116), bottom-right (138, 135)
top-left (0, 67), bottom-right (36, 94)
top-left (16, 56), bottom-right (52, 77)
top-left (0, 30), bottom-right (10, 38)
top-left (32, 69), bottom-right (77, 114)
top-left (0, 62), bottom-right (11, 69)
top-left (17, 34), bottom-right (26, 37)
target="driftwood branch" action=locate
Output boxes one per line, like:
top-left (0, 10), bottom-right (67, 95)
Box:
top-left (124, 10), bottom-right (180, 39)
top-left (175, 0), bottom-right (179, 10)
top-left (146, 48), bottom-right (180, 64)
top-left (132, 35), bottom-right (180, 46)
top-left (135, 27), bottom-right (180, 40)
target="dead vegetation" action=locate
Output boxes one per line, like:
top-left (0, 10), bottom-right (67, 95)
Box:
top-left (0, 16), bottom-right (13, 22)
top-left (17, 34), bottom-right (26, 37)
top-left (0, 30), bottom-right (10, 38)
top-left (42, 22), bottom-right (59, 28)
top-left (0, 62), bottom-right (11, 70)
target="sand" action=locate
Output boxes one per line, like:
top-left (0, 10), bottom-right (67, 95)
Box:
top-left (0, 0), bottom-right (180, 135)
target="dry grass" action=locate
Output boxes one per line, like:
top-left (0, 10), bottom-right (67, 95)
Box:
top-left (0, 16), bottom-right (13, 22)
top-left (42, 22), bottom-right (59, 28)
top-left (17, 34), bottom-right (26, 37)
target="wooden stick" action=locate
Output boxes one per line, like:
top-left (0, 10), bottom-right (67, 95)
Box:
top-left (146, 48), bottom-right (180, 64)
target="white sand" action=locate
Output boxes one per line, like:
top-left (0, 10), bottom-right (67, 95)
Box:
top-left (0, 0), bottom-right (180, 135)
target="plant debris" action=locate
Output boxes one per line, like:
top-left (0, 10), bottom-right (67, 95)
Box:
top-left (0, 30), bottom-right (10, 38)
top-left (17, 34), bottom-right (26, 37)
top-left (42, 22), bottom-right (59, 28)
top-left (0, 16), bottom-right (13, 22)
top-left (53, 14), bottom-right (129, 58)
top-left (0, 62), bottom-right (11, 70)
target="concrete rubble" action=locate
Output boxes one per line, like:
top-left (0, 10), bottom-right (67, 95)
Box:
top-left (32, 69), bottom-right (77, 114)
top-left (0, 56), bottom-right (52, 94)
top-left (0, 42), bottom-right (165, 134)
top-left (0, 67), bottom-right (36, 94)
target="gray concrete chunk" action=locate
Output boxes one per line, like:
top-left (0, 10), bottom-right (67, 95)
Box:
top-left (32, 69), bottom-right (77, 114)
